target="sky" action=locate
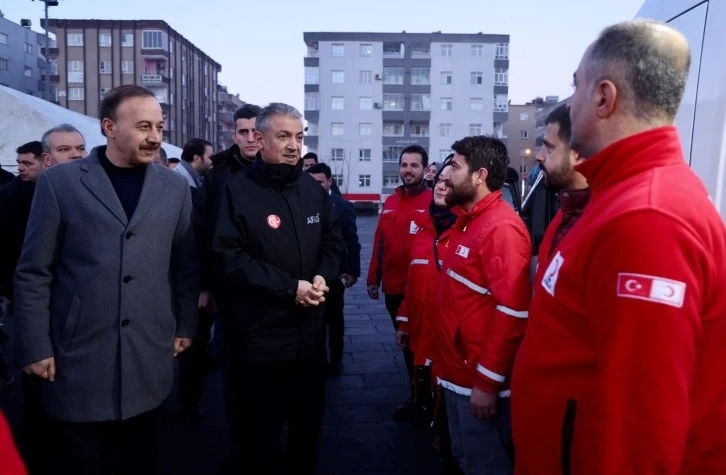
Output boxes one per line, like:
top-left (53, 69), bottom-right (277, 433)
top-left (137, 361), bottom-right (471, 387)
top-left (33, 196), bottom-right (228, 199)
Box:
top-left (2, 0), bottom-right (644, 112)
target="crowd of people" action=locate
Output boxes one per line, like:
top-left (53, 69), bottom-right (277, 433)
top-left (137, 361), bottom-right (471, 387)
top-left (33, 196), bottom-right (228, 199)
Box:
top-left (0, 18), bottom-right (724, 475)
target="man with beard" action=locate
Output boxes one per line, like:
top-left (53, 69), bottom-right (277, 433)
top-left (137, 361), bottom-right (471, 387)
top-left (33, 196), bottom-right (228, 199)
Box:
top-left (13, 84), bottom-right (199, 474)
top-left (435, 136), bottom-right (531, 474)
top-left (367, 144), bottom-right (432, 420)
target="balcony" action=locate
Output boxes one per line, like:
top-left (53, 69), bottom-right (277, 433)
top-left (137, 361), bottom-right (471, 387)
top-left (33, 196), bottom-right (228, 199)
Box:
top-left (41, 74), bottom-right (60, 83)
top-left (141, 46), bottom-right (169, 60)
top-left (141, 74), bottom-right (170, 86)
top-left (41, 47), bottom-right (59, 57)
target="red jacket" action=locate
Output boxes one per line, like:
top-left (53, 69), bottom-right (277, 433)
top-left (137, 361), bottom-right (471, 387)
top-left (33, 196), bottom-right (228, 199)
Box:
top-left (434, 191), bottom-right (531, 396)
top-left (396, 213), bottom-right (454, 366)
top-left (0, 411), bottom-right (27, 475)
top-left (367, 183), bottom-right (432, 295)
top-left (511, 127), bottom-right (726, 475)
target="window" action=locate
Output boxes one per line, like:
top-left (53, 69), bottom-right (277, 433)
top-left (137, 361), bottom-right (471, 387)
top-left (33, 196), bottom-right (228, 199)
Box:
top-left (383, 145), bottom-right (404, 162)
top-left (410, 124), bottom-right (429, 137)
top-left (304, 67), bottom-right (319, 84)
top-left (359, 149), bottom-right (372, 161)
top-left (439, 149), bottom-right (452, 160)
top-left (0, 58), bottom-right (7, 71)
top-left (471, 72), bottom-right (483, 85)
top-left (121, 33), bottom-right (134, 47)
top-left (439, 123), bottom-right (451, 137)
top-left (181, 73), bottom-right (186, 86)
top-left (67, 60), bottom-right (83, 72)
top-left (441, 44), bottom-right (453, 57)
top-left (69, 87), bottom-right (84, 100)
top-left (383, 93), bottom-right (403, 111)
top-left (359, 44), bottom-right (373, 56)
top-left (470, 124), bottom-right (483, 135)
top-left (121, 61), bottom-right (134, 74)
top-left (494, 94), bottom-right (509, 112)
top-left (359, 70), bottom-right (372, 84)
top-left (359, 97), bottom-right (373, 110)
top-left (306, 122), bottom-right (318, 135)
top-left (383, 122), bottom-right (404, 136)
top-left (495, 43), bottom-right (509, 60)
top-left (358, 175), bottom-right (371, 187)
top-left (170, 92), bottom-right (174, 105)
top-left (331, 96), bottom-right (344, 110)
top-left (25, 43), bottom-right (32, 54)
top-left (520, 112), bottom-right (529, 121)
top-left (99, 34), bottom-right (112, 47)
top-left (331, 44), bottom-right (344, 56)
top-left (495, 68), bottom-right (508, 86)
top-left (470, 98), bottom-right (483, 111)
top-left (411, 68), bottom-right (430, 85)
top-left (332, 70), bottom-right (344, 83)
top-left (410, 94), bottom-right (431, 111)
top-left (471, 44), bottom-right (483, 57)
top-left (99, 61), bottom-right (112, 74)
top-left (169, 41), bottom-right (174, 54)
top-left (440, 71), bottom-right (453, 85)
top-left (330, 148), bottom-right (345, 161)
top-left (67, 33), bottom-right (84, 46)
top-left (0, 33), bottom-right (7, 45)
top-left (305, 92), bottom-right (319, 110)
top-left (333, 174), bottom-right (344, 188)
top-left (383, 175), bottom-right (400, 187)
top-left (170, 118), bottom-right (175, 131)
top-left (382, 67), bottom-right (404, 85)
top-left (520, 130), bottom-right (529, 139)
top-left (100, 87), bottom-right (111, 99)
top-left (142, 30), bottom-right (163, 49)
top-left (331, 122), bottom-right (344, 136)
top-left (440, 97), bottom-right (453, 111)
top-left (24, 67), bottom-right (33, 78)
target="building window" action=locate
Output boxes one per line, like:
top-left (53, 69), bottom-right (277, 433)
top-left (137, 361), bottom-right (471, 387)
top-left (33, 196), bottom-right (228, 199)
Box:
top-left (333, 174), bottom-right (344, 187)
top-left (470, 98), bottom-right (483, 111)
top-left (331, 123), bottom-right (344, 136)
top-left (440, 123), bottom-right (451, 137)
top-left (142, 30), bottom-right (163, 49)
top-left (304, 67), bottom-right (319, 84)
top-left (383, 145), bottom-right (404, 162)
top-left (331, 44), bottom-right (344, 56)
top-left (359, 70), bottom-right (372, 84)
top-left (520, 130), bottom-right (529, 139)
top-left (382, 67), bottom-right (404, 85)
top-left (69, 87), bottom-right (84, 100)
top-left (471, 44), bottom-right (483, 57)
top-left (359, 97), bottom-right (373, 110)
top-left (493, 68), bottom-right (508, 86)
top-left (470, 124), bottom-right (483, 135)
top-left (383, 174), bottom-right (400, 187)
top-left (24, 67), bottom-right (33, 78)
top-left (383, 122), bottom-right (404, 137)
top-left (440, 97), bottom-right (453, 111)
top-left (359, 149), bottom-right (371, 161)
top-left (169, 41), bottom-right (174, 54)
top-left (410, 124), bottom-right (429, 137)
top-left (121, 61), bottom-right (134, 74)
top-left (471, 72), bottom-right (483, 85)
top-left (99, 61), bottom-right (112, 74)
top-left (495, 43), bottom-right (509, 60)
top-left (494, 94), bottom-right (509, 112)
top-left (305, 92), bottom-right (319, 110)
top-left (440, 71), bottom-right (453, 85)
top-left (181, 73), bottom-right (186, 86)
top-left (439, 149), bottom-right (452, 160)
top-left (100, 88), bottom-right (111, 99)
top-left (411, 68), bottom-right (430, 85)
top-left (441, 44), bottom-right (453, 57)
top-left (24, 43), bottom-right (33, 54)
top-left (169, 66), bottom-right (174, 78)
top-left (170, 92), bottom-right (174, 105)
top-left (520, 112), bottom-right (529, 121)
top-left (410, 94), bottom-right (431, 111)
top-left (306, 122), bottom-right (318, 135)
top-left (330, 148), bottom-right (345, 161)
top-left (331, 96), bottom-right (344, 110)
top-left (170, 118), bottom-right (175, 131)
top-left (67, 33), bottom-right (84, 46)
top-left (359, 44), bottom-right (373, 56)
top-left (99, 34), bottom-right (112, 47)
top-left (331, 70), bottom-right (344, 83)
top-left (358, 174), bottom-right (371, 187)
top-left (383, 93), bottom-right (403, 111)
top-left (0, 58), bottom-right (7, 71)
top-left (67, 60), bottom-right (83, 72)
top-left (121, 33), bottom-right (134, 47)
top-left (0, 33), bottom-right (7, 45)
top-left (359, 123), bottom-right (372, 136)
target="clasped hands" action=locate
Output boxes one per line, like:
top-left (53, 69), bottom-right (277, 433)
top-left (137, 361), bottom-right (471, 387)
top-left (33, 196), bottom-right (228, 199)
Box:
top-left (296, 275), bottom-right (329, 307)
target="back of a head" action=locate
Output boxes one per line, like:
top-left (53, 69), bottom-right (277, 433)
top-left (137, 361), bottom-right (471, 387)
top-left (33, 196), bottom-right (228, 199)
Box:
top-left (98, 85), bottom-right (155, 136)
top-left (307, 162), bottom-right (331, 178)
top-left (16, 141), bottom-right (43, 159)
top-left (302, 152), bottom-right (318, 163)
top-left (545, 104), bottom-right (572, 144)
top-left (451, 135), bottom-right (509, 191)
top-left (588, 20), bottom-right (691, 122)
top-left (233, 103), bottom-right (262, 122)
top-left (181, 138), bottom-right (211, 162)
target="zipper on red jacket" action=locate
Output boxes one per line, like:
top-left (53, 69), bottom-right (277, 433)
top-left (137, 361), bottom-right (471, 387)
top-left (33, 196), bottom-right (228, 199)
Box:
top-left (561, 399), bottom-right (578, 475)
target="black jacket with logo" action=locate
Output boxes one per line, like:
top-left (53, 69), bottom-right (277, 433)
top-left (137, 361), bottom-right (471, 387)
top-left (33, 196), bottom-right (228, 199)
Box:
top-left (212, 158), bottom-right (343, 362)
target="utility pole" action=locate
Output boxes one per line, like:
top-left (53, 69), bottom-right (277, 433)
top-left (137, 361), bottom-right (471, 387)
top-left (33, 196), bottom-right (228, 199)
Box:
top-left (33, 0), bottom-right (59, 102)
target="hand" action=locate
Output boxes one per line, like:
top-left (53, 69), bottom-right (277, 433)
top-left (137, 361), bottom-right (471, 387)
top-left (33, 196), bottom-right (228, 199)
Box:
top-left (198, 291), bottom-right (217, 313)
top-left (395, 330), bottom-right (409, 348)
top-left (22, 357), bottom-right (56, 382)
top-left (341, 274), bottom-right (358, 288)
top-left (296, 280), bottom-right (324, 307)
top-left (311, 275), bottom-right (329, 294)
top-left (174, 337), bottom-right (192, 356)
top-left (367, 285), bottom-right (379, 300)
top-left (470, 387), bottom-right (498, 420)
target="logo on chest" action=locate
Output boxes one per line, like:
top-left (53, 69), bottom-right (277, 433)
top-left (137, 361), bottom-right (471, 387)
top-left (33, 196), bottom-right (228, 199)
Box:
top-left (307, 213), bottom-right (320, 225)
top-left (409, 220), bottom-right (419, 234)
top-left (454, 245), bottom-right (470, 258)
top-left (541, 251), bottom-right (564, 297)
top-left (266, 215), bottom-right (281, 229)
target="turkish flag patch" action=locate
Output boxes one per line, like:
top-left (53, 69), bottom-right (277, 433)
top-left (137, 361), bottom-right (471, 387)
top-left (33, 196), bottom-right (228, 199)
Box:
top-left (616, 273), bottom-right (686, 308)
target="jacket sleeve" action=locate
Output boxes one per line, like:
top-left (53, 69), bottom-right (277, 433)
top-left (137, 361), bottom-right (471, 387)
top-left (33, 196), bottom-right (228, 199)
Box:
top-left (212, 181), bottom-right (299, 298)
top-left (583, 210), bottom-right (703, 474)
top-left (314, 191), bottom-right (344, 283)
top-left (474, 220), bottom-right (532, 394)
top-left (395, 284), bottom-right (411, 333)
top-left (366, 206), bottom-right (386, 286)
top-left (171, 185), bottom-right (200, 338)
top-left (341, 200), bottom-right (362, 277)
top-left (193, 172), bottom-right (214, 293)
top-left (12, 173), bottom-right (59, 367)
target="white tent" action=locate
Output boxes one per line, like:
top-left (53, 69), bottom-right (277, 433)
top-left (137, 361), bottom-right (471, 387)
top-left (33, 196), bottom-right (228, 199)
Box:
top-left (0, 85), bottom-right (182, 173)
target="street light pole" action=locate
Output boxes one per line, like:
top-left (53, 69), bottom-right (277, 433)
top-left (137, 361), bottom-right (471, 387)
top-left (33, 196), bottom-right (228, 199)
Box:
top-left (33, 0), bottom-right (58, 102)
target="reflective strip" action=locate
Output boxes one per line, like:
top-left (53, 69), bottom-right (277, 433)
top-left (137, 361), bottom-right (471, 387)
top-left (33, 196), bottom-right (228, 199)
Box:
top-left (495, 305), bottom-right (529, 319)
top-left (395, 316), bottom-right (409, 322)
top-left (438, 378), bottom-right (511, 398)
top-left (499, 390), bottom-right (511, 398)
top-left (424, 358), bottom-right (432, 366)
top-left (438, 260), bottom-right (443, 266)
top-left (411, 259), bottom-right (429, 265)
top-left (476, 364), bottom-right (505, 383)
top-left (446, 269), bottom-right (490, 295)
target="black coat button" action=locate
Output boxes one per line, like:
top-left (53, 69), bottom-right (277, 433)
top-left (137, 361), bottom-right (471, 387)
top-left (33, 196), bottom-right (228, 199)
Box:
top-left (121, 319), bottom-right (130, 327)
top-left (125, 231), bottom-right (133, 239)
top-left (123, 275), bottom-right (132, 283)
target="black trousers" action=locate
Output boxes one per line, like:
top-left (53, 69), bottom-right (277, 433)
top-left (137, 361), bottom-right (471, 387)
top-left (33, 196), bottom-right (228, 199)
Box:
top-left (178, 309), bottom-right (215, 407)
top-left (49, 407), bottom-right (162, 475)
top-left (18, 373), bottom-right (53, 475)
top-left (221, 358), bottom-right (327, 475)
top-left (385, 293), bottom-right (415, 396)
top-left (325, 278), bottom-right (346, 362)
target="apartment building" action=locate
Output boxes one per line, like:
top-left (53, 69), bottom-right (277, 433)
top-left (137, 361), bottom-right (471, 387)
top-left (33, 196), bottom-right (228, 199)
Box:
top-left (0, 15), bottom-right (56, 102)
top-left (42, 19), bottom-right (221, 148)
top-left (217, 84), bottom-right (245, 151)
top-left (504, 103), bottom-right (538, 181)
top-left (303, 31), bottom-right (509, 202)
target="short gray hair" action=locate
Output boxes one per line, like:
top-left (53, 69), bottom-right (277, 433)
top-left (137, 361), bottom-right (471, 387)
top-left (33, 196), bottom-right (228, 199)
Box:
top-left (587, 20), bottom-right (691, 122)
top-left (255, 103), bottom-right (302, 134)
top-left (41, 123), bottom-right (85, 153)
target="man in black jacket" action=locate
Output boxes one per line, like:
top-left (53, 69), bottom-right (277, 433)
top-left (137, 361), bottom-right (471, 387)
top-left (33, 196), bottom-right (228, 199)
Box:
top-left (307, 163), bottom-right (361, 376)
top-left (213, 102), bottom-right (343, 475)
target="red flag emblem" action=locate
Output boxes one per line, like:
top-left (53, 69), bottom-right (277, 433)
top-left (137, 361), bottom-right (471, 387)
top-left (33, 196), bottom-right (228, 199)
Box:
top-left (616, 273), bottom-right (686, 308)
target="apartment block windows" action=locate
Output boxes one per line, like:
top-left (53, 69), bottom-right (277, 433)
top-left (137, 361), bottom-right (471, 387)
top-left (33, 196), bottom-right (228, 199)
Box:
top-left (331, 44), bottom-right (345, 56)
top-left (359, 123), bottom-right (372, 136)
top-left (471, 44), bottom-right (483, 57)
top-left (121, 61), bottom-right (134, 74)
top-left (99, 61), bottom-right (112, 74)
top-left (359, 149), bottom-right (371, 161)
top-left (495, 43), bottom-right (509, 60)
top-left (494, 94), bottom-right (509, 112)
top-left (383, 122), bottom-right (404, 137)
top-left (440, 123), bottom-right (451, 137)
top-left (411, 68), bottom-right (430, 85)
top-left (520, 112), bottom-right (529, 121)
top-left (383, 175), bottom-right (400, 187)
top-left (99, 34), bottom-right (112, 47)
top-left (69, 87), bottom-right (84, 100)
top-left (440, 97), bottom-right (453, 111)
top-left (24, 67), bottom-right (32, 78)
top-left (383, 93), bottom-right (404, 111)
top-left (100, 88), bottom-right (110, 99)
top-left (471, 72), bottom-right (483, 85)
top-left (495, 68), bottom-right (508, 86)
top-left (330, 148), bottom-right (345, 161)
top-left (306, 122), bottom-right (318, 135)
top-left (441, 44), bottom-right (453, 57)
top-left (410, 94), bottom-right (431, 111)
top-left (520, 130), bottom-right (529, 139)
top-left (24, 43), bottom-right (32, 54)
top-left (359, 44), bottom-right (373, 57)
top-left (0, 33), bottom-right (7, 45)
top-left (305, 92), bottom-right (319, 110)
top-left (470, 98), bottom-right (483, 111)
top-left (304, 67), bottom-right (319, 84)
top-left (121, 33), bottom-right (134, 47)
top-left (439, 149), bottom-right (452, 161)
top-left (470, 124), bottom-right (483, 135)
top-left (67, 33), bottom-right (84, 46)
top-left (333, 174), bottom-right (344, 187)
top-left (358, 175), bottom-right (371, 187)
top-left (332, 70), bottom-right (344, 83)
top-left (331, 96), bottom-right (344, 110)
top-left (359, 70), bottom-right (372, 84)
top-left (331, 123), bottom-right (344, 136)
top-left (383, 67), bottom-right (404, 85)
top-left (410, 124), bottom-right (429, 137)
top-left (142, 30), bottom-right (163, 49)
top-left (359, 97), bottom-right (373, 110)
top-left (0, 58), bottom-right (7, 71)
top-left (440, 71), bottom-right (453, 85)
top-left (67, 60), bottom-right (84, 83)
top-left (383, 146), bottom-right (404, 162)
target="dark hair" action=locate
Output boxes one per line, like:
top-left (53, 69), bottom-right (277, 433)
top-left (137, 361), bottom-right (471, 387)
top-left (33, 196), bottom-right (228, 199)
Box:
top-left (233, 103), bottom-right (262, 122)
top-left (588, 20), bottom-right (690, 121)
top-left (98, 85), bottom-right (155, 137)
top-left (450, 136), bottom-right (509, 191)
top-left (545, 104), bottom-right (572, 145)
top-left (307, 162), bottom-right (331, 179)
top-left (399, 145), bottom-right (429, 167)
top-left (181, 138), bottom-right (213, 163)
top-left (16, 141), bottom-right (43, 159)
top-left (302, 152), bottom-right (318, 163)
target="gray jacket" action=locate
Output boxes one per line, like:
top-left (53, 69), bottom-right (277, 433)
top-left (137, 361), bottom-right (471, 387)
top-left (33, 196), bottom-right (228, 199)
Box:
top-left (13, 148), bottom-right (199, 422)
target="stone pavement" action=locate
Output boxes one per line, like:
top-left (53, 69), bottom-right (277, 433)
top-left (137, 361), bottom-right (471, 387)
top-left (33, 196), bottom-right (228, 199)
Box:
top-left (0, 215), bottom-right (442, 474)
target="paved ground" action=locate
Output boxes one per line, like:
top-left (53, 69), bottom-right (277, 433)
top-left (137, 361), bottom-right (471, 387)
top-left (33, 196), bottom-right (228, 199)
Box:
top-left (0, 215), bottom-right (441, 475)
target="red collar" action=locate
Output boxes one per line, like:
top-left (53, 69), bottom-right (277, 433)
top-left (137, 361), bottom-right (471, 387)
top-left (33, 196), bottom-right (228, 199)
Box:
top-left (453, 190), bottom-right (503, 229)
top-left (575, 126), bottom-right (685, 194)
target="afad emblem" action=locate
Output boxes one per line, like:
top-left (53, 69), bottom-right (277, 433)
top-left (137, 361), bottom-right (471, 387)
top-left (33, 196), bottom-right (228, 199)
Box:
top-left (267, 215), bottom-right (281, 229)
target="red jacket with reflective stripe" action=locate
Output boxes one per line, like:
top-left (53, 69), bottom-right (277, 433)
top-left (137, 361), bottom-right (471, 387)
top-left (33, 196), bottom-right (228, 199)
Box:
top-left (367, 183), bottom-right (432, 295)
top-left (396, 213), bottom-right (453, 366)
top-left (434, 191), bottom-right (531, 394)
top-left (511, 127), bottom-right (726, 475)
